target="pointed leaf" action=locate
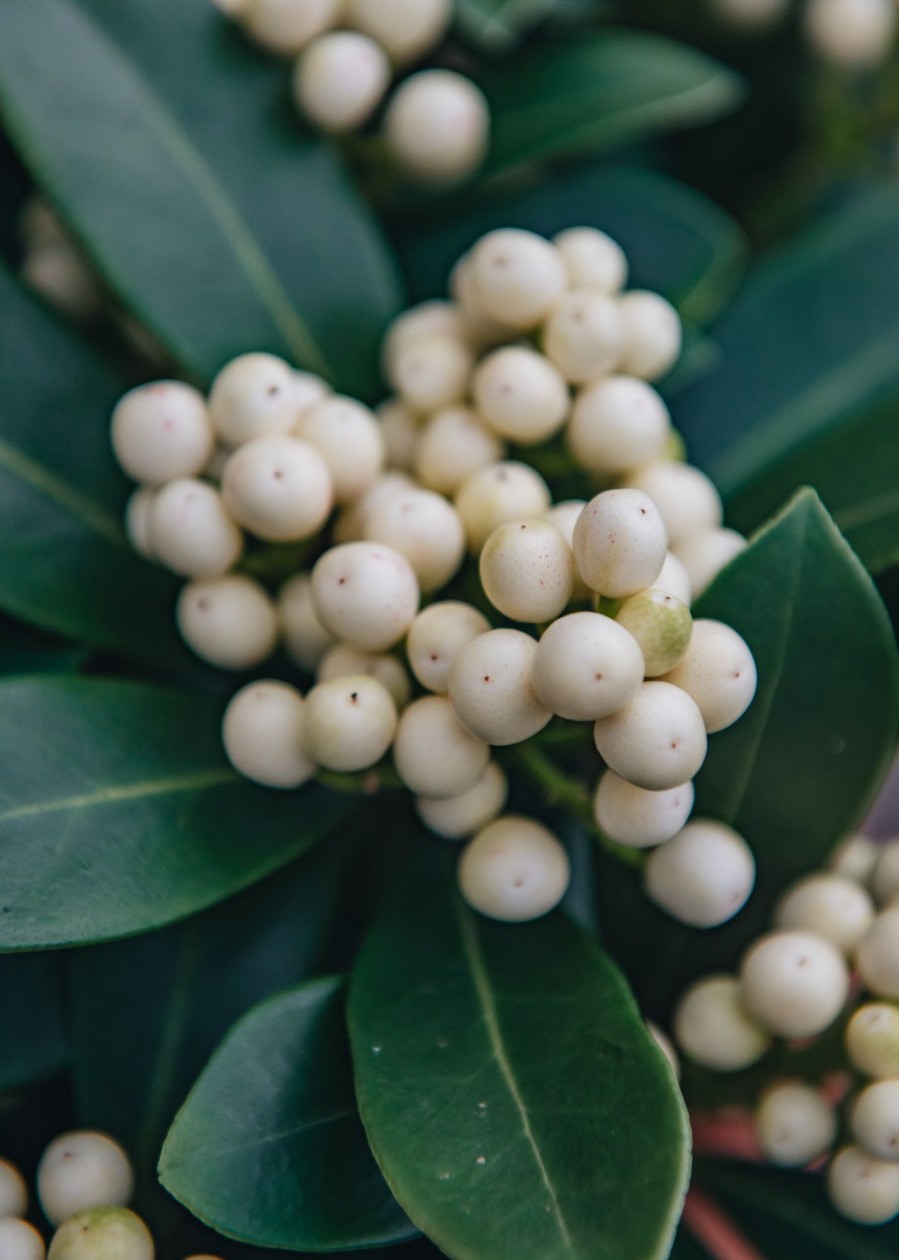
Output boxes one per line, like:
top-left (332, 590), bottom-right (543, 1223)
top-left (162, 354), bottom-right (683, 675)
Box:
top-left (0, 676), bottom-right (354, 949)
top-left (160, 976), bottom-right (416, 1252)
top-left (348, 840), bottom-right (690, 1260)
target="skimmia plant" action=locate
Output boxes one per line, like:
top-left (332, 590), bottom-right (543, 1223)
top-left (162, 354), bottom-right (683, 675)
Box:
top-left (1, 1), bottom-right (899, 1259)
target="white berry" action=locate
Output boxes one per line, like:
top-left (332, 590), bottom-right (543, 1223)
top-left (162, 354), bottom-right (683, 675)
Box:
top-left (364, 487), bottom-right (465, 592)
top-left (774, 873), bottom-right (875, 955)
top-left (567, 376), bottom-right (671, 476)
top-left (846, 1003), bottom-right (899, 1078)
top-left (311, 542), bottom-right (419, 651)
top-left (416, 761), bottom-right (508, 839)
top-left (573, 489), bottom-right (668, 598)
top-left (458, 816), bottom-right (570, 922)
top-left (828, 1146), bottom-right (899, 1224)
top-left (756, 1081), bottom-right (837, 1167)
top-left (852, 1080), bottom-right (899, 1162)
top-left (830, 832), bottom-right (880, 885)
top-left (673, 975), bottom-right (771, 1071)
top-left (616, 291), bottom-right (682, 382)
top-left (387, 334), bottom-right (473, 414)
top-left (124, 488), bottom-right (157, 560)
top-left (415, 407), bottom-right (504, 496)
top-left (406, 601), bottom-right (491, 694)
top-left (148, 479), bottom-right (243, 579)
top-left (393, 695), bottom-right (490, 798)
top-left (277, 573), bottom-right (335, 670)
top-left (623, 461), bottom-right (722, 547)
top-left (222, 681), bottom-right (315, 788)
top-left (663, 619), bottom-right (756, 733)
top-left (593, 681), bottom-right (707, 790)
top-left (594, 771), bottom-right (694, 849)
top-left (739, 930), bottom-right (850, 1038)
top-left (479, 519), bottom-right (575, 624)
top-left (533, 612), bottom-right (644, 721)
top-left (111, 382), bottom-right (213, 485)
top-left (38, 1132), bottom-right (133, 1227)
top-left (343, 0), bottom-right (452, 64)
top-left (239, 0), bottom-right (340, 53)
top-left (221, 436), bottom-right (332, 541)
top-left (469, 229), bottom-right (567, 330)
top-left (675, 528), bottom-right (746, 598)
top-left (208, 353), bottom-right (301, 445)
top-left (0, 1219), bottom-right (45, 1260)
top-left (542, 290), bottom-right (624, 385)
top-left (297, 395), bottom-right (384, 505)
top-left (858, 909), bottom-right (899, 1000)
top-left (473, 347), bottom-right (570, 444)
top-left (0, 1160), bottom-right (27, 1218)
top-left (317, 644), bottom-right (411, 709)
top-left (644, 820), bottom-right (755, 927)
top-left (455, 461), bottom-right (552, 553)
top-left (384, 71), bottom-right (490, 186)
top-left (552, 227), bottom-right (628, 294)
top-left (804, 0), bottom-right (896, 67)
top-left (448, 629), bottom-right (551, 745)
top-left (292, 32), bottom-right (390, 132)
top-left (301, 675), bottom-right (397, 771)
top-left (654, 552), bottom-right (693, 606)
top-left (376, 399), bottom-right (420, 472)
top-left (177, 575), bottom-right (278, 670)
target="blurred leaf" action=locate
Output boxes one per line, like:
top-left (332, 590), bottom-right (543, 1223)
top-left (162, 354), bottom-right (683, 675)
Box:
top-left (0, 613), bottom-right (86, 674)
top-left (0, 954), bottom-right (68, 1091)
top-left (598, 491), bottom-right (899, 1019)
top-left (161, 976), bottom-right (416, 1252)
top-left (478, 32), bottom-right (744, 179)
top-left (676, 186), bottom-right (899, 571)
top-left (348, 840), bottom-right (689, 1260)
top-left (455, 0), bottom-right (563, 50)
top-left (397, 164), bottom-right (747, 326)
top-left (0, 676), bottom-right (354, 949)
top-left (0, 0), bottom-right (401, 395)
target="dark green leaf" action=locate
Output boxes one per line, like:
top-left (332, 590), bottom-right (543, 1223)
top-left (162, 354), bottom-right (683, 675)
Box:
top-left (397, 164), bottom-right (747, 327)
top-left (160, 976), bottom-right (415, 1252)
top-left (598, 491), bottom-right (899, 1019)
top-left (0, 264), bottom-right (206, 673)
top-left (478, 32), bottom-right (744, 179)
top-left (0, 0), bottom-right (401, 395)
top-left (0, 953), bottom-right (68, 1091)
top-left (0, 614), bottom-right (86, 675)
top-left (455, 0), bottom-right (563, 50)
top-left (348, 839), bottom-right (690, 1260)
top-left (0, 676), bottom-right (354, 949)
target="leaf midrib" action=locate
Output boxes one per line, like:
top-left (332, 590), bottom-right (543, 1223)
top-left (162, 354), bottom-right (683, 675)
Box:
top-left (0, 766), bottom-right (236, 822)
top-left (0, 434), bottom-right (126, 548)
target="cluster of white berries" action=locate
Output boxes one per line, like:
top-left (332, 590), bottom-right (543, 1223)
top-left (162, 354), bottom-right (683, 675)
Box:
top-left (0, 1130), bottom-right (219, 1259)
top-left (710, 0), bottom-right (897, 69)
top-left (674, 832), bottom-right (899, 1225)
top-left (110, 224), bottom-right (757, 928)
top-left (213, 0), bottom-right (490, 186)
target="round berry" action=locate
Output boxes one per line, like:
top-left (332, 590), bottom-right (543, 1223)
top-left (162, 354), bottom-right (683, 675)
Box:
top-left (644, 820), bottom-right (755, 928)
top-left (616, 291), bottom-right (682, 382)
top-left (846, 1003), bottom-right (899, 1079)
top-left (675, 528), bottom-right (746, 599)
top-left (111, 381), bottom-right (213, 485)
top-left (673, 975), bottom-right (771, 1071)
top-left (572, 489), bottom-right (668, 599)
top-left (376, 399), bottom-right (420, 472)
top-left (804, 0), bottom-right (896, 67)
top-left (593, 681), bottom-right (707, 790)
top-left (827, 1146), bottom-right (899, 1225)
top-left (239, 0), bottom-right (339, 52)
top-left (384, 71), bottom-right (490, 187)
top-left (364, 487), bottom-right (465, 593)
top-left (394, 696), bottom-right (490, 798)
top-left (317, 644), bottom-right (411, 709)
top-left (221, 436), bottom-right (332, 541)
top-left (448, 628), bottom-right (551, 746)
top-left (277, 573), bottom-right (335, 670)
top-left (0, 1219), bottom-right (45, 1260)
top-left (622, 461), bottom-right (722, 548)
top-left (594, 771), bottom-right (694, 849)
top-left (124, 488), bottom-right (157, 560)
top-left (552, 227), bottom-right (627, 294)
top-left (852, 1080), bottom-right (899, 1162)
top-left (654, 552), bottom-right (693, 606)
top-left (615, 589), bottom-right (692, 677)
top-left (756, 1081), bottom-right (837, 1167)
top-left (222, 681), bottom-right (314, 788)
top-left (311, 542), bottom-right (419, 652)
top-left (415, 407), bottom-right (504, 496)
top-left (532, 611), bottom-right (644, 721)
top-left (542, 290), bottom-right (624, 384)
top-left (0, 1160), bottom-right (27, 1218)
top-left (662, 619), bottom-right (756, 733)
top-left (301, 675), bottom-right (397, 771)
top-left (148, 480), bottom-right (243, 579)
top-left (47, 1207), bottom-right (153, 1260)
top-left (473, 347), bottom-right (570, 444)
top-left (416, 761), bottom-right (508, 840)
top-left (382, 301), bottom-right (467, 369)
top-left (292, 32), bottom-right (390, 132)
top-left (406, 601), bottom-right (491, 694)
top-left (343, 0), bottom-right (452, 64)
top-left (458, 816), bottom-right (570, 922)
top-left (567, 376), bottom-right (671, 476)
top-left (774, 873), bottom-right (875, 955)
top-left (455, 461), bottom-right (552, 553)
top-left (479, 519), bottom-right (574, 624)
top-left (469, 229), bottom-right (567, 330)
top-left (208, 353), bottom-right (301, 445)
top-left (177, 575), bottom-right (278, 670)
top-left (38, 1132), bottom-right (133, 1227)
top-left (297, 396), bottom-right (384, 505)
top-left (332, 472), bottom-right (413, 544)
top-left (290, 370), bottom-right (331, 422)
top-left (858, 909), bottom-right (899, 1000)
top-left (739, 930), bottom-right (850, 1039)
top-left (387, 334), bottom-right (473, 414)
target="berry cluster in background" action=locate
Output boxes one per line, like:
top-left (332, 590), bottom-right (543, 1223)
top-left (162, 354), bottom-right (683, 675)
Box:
top-left (710, 0), bottom-right (898, 68)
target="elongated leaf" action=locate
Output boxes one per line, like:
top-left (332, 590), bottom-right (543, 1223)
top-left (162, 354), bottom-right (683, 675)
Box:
top-left (598, 491), bottom-right (899, 1019)
top-left (0, 953), bottom-right (68, 1090)
top-left (676, 186), bottom-right (899, 568)
top-left (478, 32), bottom-right (743, 179)
top-left (455, 0), bottom-right (563, 50)
top-left (0, 0), bottom-right (401, 396)
top-left (397, 164), bottom-right (748, 326)
top-left (161, 977), bottom-right (415, 1252)
top-left (0, 676), bottom-right (354, 949)
top-left (348, 840), bottom-right (690, 1260)
top-left (0, 614), bottom-right (85, 675)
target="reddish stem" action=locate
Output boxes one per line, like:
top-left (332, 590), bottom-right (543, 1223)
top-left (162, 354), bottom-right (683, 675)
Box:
top-left (683, 1187), bottom-right (768, 1260)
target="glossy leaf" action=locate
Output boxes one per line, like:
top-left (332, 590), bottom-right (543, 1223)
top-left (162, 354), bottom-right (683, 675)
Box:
top-left (348, 840), bottom-right (690, 1260)
top-left (0, 0), bottom-right (401, 395)
top-left (0, 613), bottom-right (86, 675)
top-left (0, 676), bottom-right (354, 949)
top-left (397, 164), bottom-right (747, 326)
top-left (161, 976), bottom-right (415, 1252)
top-left (0, 264), bottom-right (206, 673)
top-left (0, 953), bottom-right (68, 1091)
top-left (478, 31), bottom-right (744, 179)
top-left (598, 491), bottom-right (899, 1019)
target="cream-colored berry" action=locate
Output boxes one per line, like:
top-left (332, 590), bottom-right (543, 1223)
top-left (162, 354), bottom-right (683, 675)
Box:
top-left (644, 820), bottom-right (755, 927)
top-left (542, 290), bottom-right (624, 384)
top-left (221, 436), bottom-right (332, 541)
top-left (332, 472), bottom-right (413, 545)
top-left (0, 1219), bottom-right (45, 1260)
top-left (804, 0), bottom-right (896, 67)
top-left (297, 396), bottom-right (384, 505)
top-left (449, 254), bottom-right (510, 348)
top-left (364, 487), bottom-right (465, 593)
top-left (663, 619), bottom-right (756, 733)
top-left (383, 302), bottom-right (468, 367)
top-left (384, 71), bottom-right (490, 186)
top-left (828, 1146), bottom-right (899, 1225)
top-left (448, 629), bottom-right (551, 745)
top-left (616, 291), bottom-right (682, 382)
top-left (594, 771), bottom-right (694, 849)
top-left (317, 644), bottom-right (411, 709)
top-left (149, 479), bottom-right (243, 579)
top-left (756, 1082), bottom-right (837, 1167)
top-left (552, 227), bottom-right (628, 294)
top-left (774, 873), bottom-right (875, 955)
top-left (343, 0), bottom-right (452, 64)
top-left (573, 490), bottom-right (668, 598)
top-left (415, 407), bottom-right (504, 496)
top-left (222, 681), bottom-right (315, 788)
top-left (311, 542), bottom-right (419, 651)
top-left (111, 382), bottom-right (213, 485)
top-left (406, 601), bottom-right (491, 694)
top-left (458, 816), bottom-right (570, 922)
top-left (455, 461), bottom-right (552, 553)
top-left (533, 612), bottom-right (644, 721)
top-left (567, 376), bottom-right (671, 476)
top-left (545, 499), bottom-right (591, 600)
top-left (239, 0), bottom-right (341, 54)
top-left (675, 528), bottom-right (746, 598)
top-left (830, 832), bottom-right (880, 885)
top-left (124, 488), bottom-right (157, 560)
top-left (47, 1207), bottom-right (153, 1260)
top-left (622, 461), bottom-right (722, 547)
top-left (291, 370), bottom-right (331, 421)
top-left (38, 1132), bottom-right (133, 1228)
top-left (394, 696), bottom-right (490, 798)
top-left (387, 334), bottom-right (474, 414)
top-left (479, 519), bottom-right (574, 624)
top-left (654, 552), bottom-right (693, 606)
top-left (673, 975), bottom-right (771, 1071)
top-left (469, 229), bottom-right (567, 330)
top-left (416, 761), bottom-right (508, 839)
top-left (593, 681), bottom-right (707, 790)
top-left (277, 573), bottom-right (335, 670)
top-left (22, 245), bottom-right (104, 321)
top-left (208, 354), bottom-right (302, 445)
top-left (472, 347), bottom-right (569, 444)
top-left (871, 840), bottom-right (899, 906)
top-left (858, 909), bottom-right (899, 1000)
top-left (739, 931), bottom-right (850, 1039)
top-left (377, 399), bottom-right (420, 472)
top-left (177, 575), bottom-right (278, 670)
top-left (616, 590), bottom-right (692, 677)
top-left (292, 32), bottom-right (390, 132)
top-left (301, 675), bottom-right (397, 771)
top-left (846, 1004), bottom-right (899, 1078)
top-left (852, 1080), bottom-right (899, 1162)
top-left (0, 1160), bottom-right (27, 1218)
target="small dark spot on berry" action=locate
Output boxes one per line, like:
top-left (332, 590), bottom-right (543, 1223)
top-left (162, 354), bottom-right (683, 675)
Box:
top-left (639, 508), bottom-right (647, 516)
top-left (266, 385), bottom-right (280, 396)
top-left (350, 692), bottom-right (359, 702)
top-left (197, 598), bottom-right (210, 611)
top-left (483, 675), bottom-right (491, 683)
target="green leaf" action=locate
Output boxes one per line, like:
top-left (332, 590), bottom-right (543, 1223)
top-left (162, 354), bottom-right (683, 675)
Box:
top-left (0, 0), bottom-right (401, 396)
top-left (0, 953), bottom-right (68, 1091)
top-left (455, 0), bottom-right (563, 50)
top-left (0, 614), bottom-right (86, 675)
top-left (0, 264), bottom-right (206, 673)
top-left (348, 840), bottom-right (690, 1260)
top-left (477, 32), bottom-right (744, 179)
top-left (160, 976), bottom-right (415, 1252)
top-left (0, 675), bottom-right (354, 949)
top-left (598, 491), bottom-right (899, 1019)
top-left (676, 187), bottom-right (899, 569)
top-left (396, 163), bottom-right (748, 326)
